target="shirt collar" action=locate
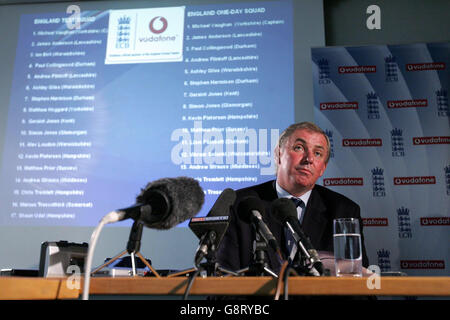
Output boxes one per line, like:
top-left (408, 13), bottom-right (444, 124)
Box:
top-left (275, 181), bottom-right (312, 207)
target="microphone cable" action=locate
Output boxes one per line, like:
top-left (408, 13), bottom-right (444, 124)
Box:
top-left (82, 211), bottom-right (125, 300)
top-left (282, 263), bottom-right (299, 300)
top-left (274, 260), bottom-right (298, 300)
top-left (182, 268), bottom-right (201, 300)
top-left (274, 260), bottom-right (288, 300)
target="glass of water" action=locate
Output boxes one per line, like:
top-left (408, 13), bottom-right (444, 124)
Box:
top-left (333, 218), bottom-right (362, 277)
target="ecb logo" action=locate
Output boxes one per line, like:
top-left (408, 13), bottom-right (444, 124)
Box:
top-left (377, 249), bottom-right (391, 272)
top-left (436, 88), bottom-right (448, 117)
top-left (367, 92), bottom-right (380, 119)
top-left (317, 58), bottom-right (331, 84)
top-left (397, 207), bottom-right (412, 239)
top-left (384, 55), bottom-right (398, 82)
top-left (116, 15), bottom-right (131, 49)
top-left (391, 128), bottom-right (405, 157)
top-left (371, 167), bottom-right (385, 197)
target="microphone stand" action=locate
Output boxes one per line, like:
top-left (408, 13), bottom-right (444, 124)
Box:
top-left (288, 248), bottom-right (321, 277)
top-left (198, 256), bottom-right (239, 277)
top-left (181, 239), bottom-right (238, 300)
top-left (182, 255), bottom-right (239, 300)
top-left (170, 229), bottom-right (238, 278)
top-left (91, 220), bottom-right (161, 277)
top-left (235, 233), bottom-right (278, 278)
top-left (172, 248), bottom-right (238, 278)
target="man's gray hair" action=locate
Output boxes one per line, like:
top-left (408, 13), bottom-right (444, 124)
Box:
top-left (276, 121), bottom-right (331, 164)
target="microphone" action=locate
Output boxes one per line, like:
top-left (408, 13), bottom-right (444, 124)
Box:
top-left (271, 197), bottom-right (323, 275)
top-left (238, 196), bottom-right (281, 253)
top-left (189, 188), bottom-right (236, 267)
top-left (113, 177), bottom-right (205, 229)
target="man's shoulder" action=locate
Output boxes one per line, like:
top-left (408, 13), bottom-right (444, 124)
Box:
top-left (313, 184), bottom-right (359, 208)
top-left (235, 180), bottom-right (276, 200)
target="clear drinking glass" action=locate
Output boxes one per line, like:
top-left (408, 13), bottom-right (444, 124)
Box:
top-left (333, 218), bottom-right (362, 277)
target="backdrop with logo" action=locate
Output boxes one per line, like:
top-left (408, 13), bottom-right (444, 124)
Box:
top-left (312, 42), bottom-right (449, 276)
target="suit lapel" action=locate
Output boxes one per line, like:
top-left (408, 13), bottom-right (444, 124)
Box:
top-left (301, 187), bottom-right (328, 249)
top-left (253, 180), bottom-right (285, 271)
top-left (262, 181), bottom-right (285, 270)
top-left (264, 181), bottom-right (285, 244)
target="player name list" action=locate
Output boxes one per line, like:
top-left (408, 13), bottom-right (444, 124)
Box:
top-left (8, 20), bottom-right (107, 221)
top-left (177, 8), bottom-right (287, 179)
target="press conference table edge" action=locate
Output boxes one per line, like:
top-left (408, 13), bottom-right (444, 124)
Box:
top-left (1, 276), bottom-right (449, 299)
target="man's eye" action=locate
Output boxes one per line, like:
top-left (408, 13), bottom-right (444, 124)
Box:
top-left (315, 151), bottom-right (323, 157)
top-left (294, 145), bottom-right (304, 151)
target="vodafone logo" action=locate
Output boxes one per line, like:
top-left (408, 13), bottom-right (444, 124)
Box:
top-left (323, 177), bottom-right (363, 186)
top-left (320, 102), bottom-right (358, 110)
top-left (149, 16), bottom-right (168, 34)
top-left (420, 217), bottom-right (450, 226)
top-left (342, 139), bottom-right (382, 147)
top-left (400, 260), bottom-right (445, 269)
top-left (393, 176), bottom-right (436, 185)
top-left (413, 136), bottom-right (450, 145)
top-left (338, 65), bottom-right (376, 73)
top-left (406, 62), bottom-right (445, 71)
top-left (362, 218), bottom-right (389, 227)
top-left (387, 99), bottom-right (428, 109)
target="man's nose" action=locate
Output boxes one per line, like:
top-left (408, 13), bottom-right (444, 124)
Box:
top-left (301, 149), bottom-right (313, 163)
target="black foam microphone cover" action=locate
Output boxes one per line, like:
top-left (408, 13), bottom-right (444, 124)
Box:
top-left (271, 197), bottom-right (298, 223)
top-left (237, 195), bottom-right (281, 254)
top-left (136, 176), bottom-right (204, 229)
top-left (237, 196), bottom-right (266, 223)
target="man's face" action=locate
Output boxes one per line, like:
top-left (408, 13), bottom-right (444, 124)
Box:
top-left (276, 128), bottom-right (328, 196)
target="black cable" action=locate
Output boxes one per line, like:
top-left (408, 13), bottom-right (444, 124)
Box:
top-left (182, 268), bottom-right (201, 300)
top-left (283, 265), bottom-right (291, 300)
top-left (283, 265), bottom-right (298, 300)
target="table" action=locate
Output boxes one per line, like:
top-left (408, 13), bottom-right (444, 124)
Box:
top-left (1, 276), bottom-right (449, 299)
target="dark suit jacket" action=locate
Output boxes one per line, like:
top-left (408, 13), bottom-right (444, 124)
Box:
top-left (216, 180), bottom-right (370, 274)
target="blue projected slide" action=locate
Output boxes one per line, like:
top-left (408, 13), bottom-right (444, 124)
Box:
top-left (0, 1), bottom-right (294, 226)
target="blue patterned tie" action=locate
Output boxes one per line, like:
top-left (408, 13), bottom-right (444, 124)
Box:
top-left (285, 197), bottom-right (304, 260)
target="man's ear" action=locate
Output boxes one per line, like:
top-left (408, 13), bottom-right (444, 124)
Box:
top-left (274, 144), bottom-right (281, 165)
top-left (273, 144), bottom-right (281, 174)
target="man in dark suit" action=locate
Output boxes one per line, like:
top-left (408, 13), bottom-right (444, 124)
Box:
top-left (216, 122), bottom-right (369, 275)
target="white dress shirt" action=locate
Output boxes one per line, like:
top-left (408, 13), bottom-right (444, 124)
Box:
top-left (275, 181), bottom-right (311, 224)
